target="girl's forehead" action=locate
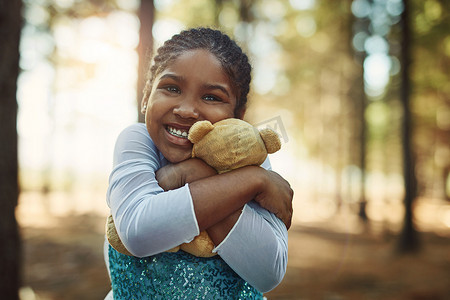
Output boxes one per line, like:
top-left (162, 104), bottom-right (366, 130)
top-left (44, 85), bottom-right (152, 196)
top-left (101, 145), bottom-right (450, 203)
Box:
top-left (168, 49), bottom-right (222, 70)
top-left (159, 49), bottom-right (231, 84)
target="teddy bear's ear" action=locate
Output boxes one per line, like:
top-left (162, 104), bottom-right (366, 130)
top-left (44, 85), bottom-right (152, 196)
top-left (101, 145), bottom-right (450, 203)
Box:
top-left (259, 128), bottom-right (281, 154)
top-left (188, 120), bottom-right (215, 144)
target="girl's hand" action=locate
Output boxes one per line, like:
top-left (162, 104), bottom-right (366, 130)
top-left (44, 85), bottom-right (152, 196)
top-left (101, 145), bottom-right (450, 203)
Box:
top-left (254, 170), bottom-right (293, 229)
top-left (156, 158), bottom-right (217, 191)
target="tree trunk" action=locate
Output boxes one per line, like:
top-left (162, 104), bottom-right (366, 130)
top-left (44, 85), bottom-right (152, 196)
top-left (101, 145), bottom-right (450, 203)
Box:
top-left (350, 2), bottom-right (369, 222)
top-left (0, 0), bottom-right (23, 298)
top-left (137, 0), bottom-right (154, 123)
top-left (397, 0), bottom-right (419, 253)
top-left (358, 82), bottom-right (368, 222)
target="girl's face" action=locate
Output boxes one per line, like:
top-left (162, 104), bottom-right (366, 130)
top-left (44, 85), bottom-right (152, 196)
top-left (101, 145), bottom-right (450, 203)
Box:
top-left (142, 49), bottom-right (241, 163)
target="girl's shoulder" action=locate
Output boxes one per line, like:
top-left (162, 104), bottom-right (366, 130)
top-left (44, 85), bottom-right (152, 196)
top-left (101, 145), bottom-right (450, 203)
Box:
top-left (115, 123), bottom-right (153, 147)
top-left (113, 123), bottom-right (164, 165)
top-left (119, 123), bottom-right (149, 138)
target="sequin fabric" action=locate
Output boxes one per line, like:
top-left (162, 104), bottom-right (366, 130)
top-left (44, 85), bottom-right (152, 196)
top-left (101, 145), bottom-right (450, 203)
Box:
top-left (108, 245), bottom-right (263, 299)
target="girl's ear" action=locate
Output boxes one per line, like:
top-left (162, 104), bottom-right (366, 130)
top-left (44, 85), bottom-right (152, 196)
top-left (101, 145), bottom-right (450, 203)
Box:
top-left (141, 102), bottom-right (147, 114)
top-left (141, 96), bottom-right (148, 114)
top-left (188, 120), bottom-right (214, 144)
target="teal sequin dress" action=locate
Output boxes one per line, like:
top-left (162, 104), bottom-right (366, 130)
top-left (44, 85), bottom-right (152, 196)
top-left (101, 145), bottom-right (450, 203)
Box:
top-left (108, 245), bottom-right (263, 299)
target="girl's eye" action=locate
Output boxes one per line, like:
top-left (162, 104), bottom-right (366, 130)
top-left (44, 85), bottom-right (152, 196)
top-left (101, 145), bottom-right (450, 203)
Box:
top-left (164, 86), bottom-right (180, 94)
top-left (203, 95), bottom-right (222, 102)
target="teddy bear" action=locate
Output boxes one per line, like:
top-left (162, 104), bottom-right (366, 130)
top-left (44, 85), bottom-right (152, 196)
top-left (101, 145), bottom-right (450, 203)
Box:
top-left (106, 118), bottom-right (281, 257)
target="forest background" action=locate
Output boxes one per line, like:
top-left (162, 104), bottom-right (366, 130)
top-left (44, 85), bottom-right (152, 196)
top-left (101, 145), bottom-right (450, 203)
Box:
top-left (1, 0), bottom-right (449, 299)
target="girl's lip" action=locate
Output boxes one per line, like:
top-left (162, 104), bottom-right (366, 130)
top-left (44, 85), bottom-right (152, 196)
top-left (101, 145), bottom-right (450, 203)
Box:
top-left (165, 122), bottom-right (193, 130)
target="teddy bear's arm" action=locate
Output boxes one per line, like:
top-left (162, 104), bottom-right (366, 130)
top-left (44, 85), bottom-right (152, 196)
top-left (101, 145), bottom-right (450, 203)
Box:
top-left (106, 215), bottom-right (133, 256)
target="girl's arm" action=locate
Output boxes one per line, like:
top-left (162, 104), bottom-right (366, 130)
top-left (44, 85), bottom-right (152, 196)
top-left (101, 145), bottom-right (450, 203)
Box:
top-left (156, 158), bottom-right (293, 239)
top-left (108, 124), bottom-right (292, 292)
top-left (108, 125), bottom-right (202, 257)
top-left (156, 158), bottom-right (292, 292)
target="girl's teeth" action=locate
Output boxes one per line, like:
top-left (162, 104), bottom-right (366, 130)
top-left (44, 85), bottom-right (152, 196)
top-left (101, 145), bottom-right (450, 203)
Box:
top-left (168, 126), bottom-right (188, 138)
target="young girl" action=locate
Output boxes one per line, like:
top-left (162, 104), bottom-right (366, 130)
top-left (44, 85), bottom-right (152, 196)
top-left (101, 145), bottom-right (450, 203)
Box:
top-left (104, 27), bottom-right (293, 299)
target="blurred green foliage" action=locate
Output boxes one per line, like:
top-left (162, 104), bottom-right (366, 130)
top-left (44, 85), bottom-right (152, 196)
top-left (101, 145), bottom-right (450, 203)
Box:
top-left (20, 0), bottom-right (449, 202)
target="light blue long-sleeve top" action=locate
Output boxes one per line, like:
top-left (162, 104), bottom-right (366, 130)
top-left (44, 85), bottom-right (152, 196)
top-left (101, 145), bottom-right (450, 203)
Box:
top-left (105, 123), bottom-right (288, 295)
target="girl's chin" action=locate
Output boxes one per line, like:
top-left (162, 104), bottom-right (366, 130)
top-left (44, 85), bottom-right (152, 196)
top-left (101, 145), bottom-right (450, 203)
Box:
top-left (156, 129), bottom-right (193, 162)
top-left (166, 152), bottom-right (192, 163)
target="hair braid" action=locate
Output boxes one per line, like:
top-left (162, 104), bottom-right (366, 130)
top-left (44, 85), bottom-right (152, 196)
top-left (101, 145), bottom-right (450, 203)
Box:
top-left (142, 27), bottom-right (252, 116)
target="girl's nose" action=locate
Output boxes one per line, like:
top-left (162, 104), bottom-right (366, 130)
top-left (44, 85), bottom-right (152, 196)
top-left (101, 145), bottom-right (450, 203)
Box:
top-left (173, 97), bottom-right (199, 119)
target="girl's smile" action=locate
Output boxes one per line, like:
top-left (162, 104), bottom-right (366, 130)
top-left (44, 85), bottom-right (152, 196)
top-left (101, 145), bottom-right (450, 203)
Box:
top-left (167, 125), bottom-right (189, 139)
top-left (164, 123), bottom-right (191, 146)
top-left (142, 49), bottom-right (238, 163)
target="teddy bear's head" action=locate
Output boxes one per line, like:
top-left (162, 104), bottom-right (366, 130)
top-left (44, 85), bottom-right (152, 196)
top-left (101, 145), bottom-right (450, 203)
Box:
top-left (188, 118), bottom-right (281, 173)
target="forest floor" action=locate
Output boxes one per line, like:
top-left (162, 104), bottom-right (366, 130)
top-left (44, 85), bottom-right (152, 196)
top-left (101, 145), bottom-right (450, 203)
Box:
top-left (19, 212), bottom-right (450, 300)
top-left (21, 215), bottom-right (450, 300)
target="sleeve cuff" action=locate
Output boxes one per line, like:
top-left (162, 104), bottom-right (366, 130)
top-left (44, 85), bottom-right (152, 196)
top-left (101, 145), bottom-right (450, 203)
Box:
top-left (185, 183), bottom-right (200, 241)
top-left (212, 204), bottom-right (249, 253)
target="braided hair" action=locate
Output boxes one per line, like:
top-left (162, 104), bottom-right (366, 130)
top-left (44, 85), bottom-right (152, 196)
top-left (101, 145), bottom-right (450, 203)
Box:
top-left (142, 27), bottom-right (252, 116)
